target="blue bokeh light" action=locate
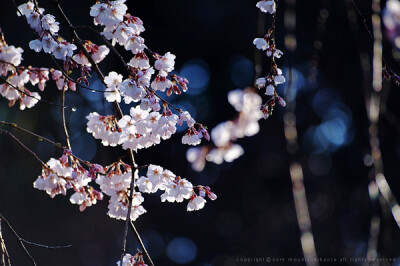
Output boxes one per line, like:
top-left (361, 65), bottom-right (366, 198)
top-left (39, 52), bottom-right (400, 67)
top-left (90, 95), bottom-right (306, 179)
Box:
top-left (167, 237), bottom-right (197, 264)
top-left (279, 67), bottom-right (306, 101)
top-left (318, 119), bottom-right (348, 148)
top-left (312, 88), bottom-right (341, 118)
top-left (80, 75), bottom-right (105, 102)
top-left (302, 88), bottom-right (355, 153)
top-left (142, 230), bottom-right (165, 259)
top-left (70, 132), bottom-right (97, 161)
top-left (230, 55), bottom-right (254, 87)
top-left (179, 59), bottom-right (210, 95)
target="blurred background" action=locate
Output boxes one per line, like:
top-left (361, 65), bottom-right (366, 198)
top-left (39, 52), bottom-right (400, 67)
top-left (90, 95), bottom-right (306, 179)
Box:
top-left (1, 0), bottom-right (400, 265)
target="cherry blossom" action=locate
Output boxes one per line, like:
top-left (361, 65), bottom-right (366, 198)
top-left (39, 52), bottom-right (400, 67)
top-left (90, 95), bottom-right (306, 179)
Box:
top-left (7, 1), bottom-right (216, 252)
top-left (0, 36), bottom-right (44, 110)
top-left (256, 0), bottom-right (276, 14)
top-left (33, 150), bottom-right (103, 213)
top-left (187, 195), bottom-right (206, 211)
top-left (154, 52), bottom-right (176, 73)
top-left (117, 252), bottom-right (147, 266)
top-left (18, 2), bottom-right (78, 62)
top-left (384, 0), bottom-right (400, 49)
top-left (253, 38), bottom-right (269, 50)
top-left (186, 89), bottom-right (263, 171)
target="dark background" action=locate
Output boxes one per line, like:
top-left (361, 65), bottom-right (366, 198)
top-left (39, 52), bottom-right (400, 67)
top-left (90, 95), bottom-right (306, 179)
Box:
top-left (1, 0), bottom-right (400, 265)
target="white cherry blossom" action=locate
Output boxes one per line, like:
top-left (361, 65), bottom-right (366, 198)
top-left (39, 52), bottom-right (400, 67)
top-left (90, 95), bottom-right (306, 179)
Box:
top-left (256, 0), bottom-right (276, 14)
top-left (253, 38), bottom-right (269, 50)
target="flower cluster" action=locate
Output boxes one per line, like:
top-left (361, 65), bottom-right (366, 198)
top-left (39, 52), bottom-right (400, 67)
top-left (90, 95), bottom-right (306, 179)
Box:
top-left (137, 164), bottom-right (216, 211)
top-left (187, 89), bottom-right (263, 171)
top-left (33, 150), bottom-right (104, 212)
top-left (185, 0), bottom-right (286, 171)
top-left (96, 161), bottom-right (146, 221)
top-left (0, 33), bottom-right (42, 109)
top-left (117, 252), bottom-right (147, 266)
top-left (253, 0), bottom-right (286, 118)
top-left (18, 1), bottom-right (110, 92)
top-left (72, 40), bottom-right (110, 67)
top-left (8, 2), bottom-right (216, 264)
top-left (87, 102), bottom-right (207, 149)
top-left (33, 150), bottom-right (216, 219)
top-left (384, 0), bottom-right (400, 49)
top-left (18, 2), bottom-right (77, 61)
top-left (89, 1), bottom-right (208, 145)
top-left (89, 0), bottom-right (183, 96)
top-left (0, 36), bottom-right (81, 109)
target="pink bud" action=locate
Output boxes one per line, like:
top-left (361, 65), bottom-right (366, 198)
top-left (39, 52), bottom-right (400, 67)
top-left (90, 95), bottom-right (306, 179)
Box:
top-left (208, 192), bottom-right (217, 200)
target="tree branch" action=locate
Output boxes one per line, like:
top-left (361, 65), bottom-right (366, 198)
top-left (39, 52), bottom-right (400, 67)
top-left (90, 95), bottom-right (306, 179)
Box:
top-left (0, 121), bottom-right (63, 148)
top-left (130, 221), bottom-right (154, 266)
top-left (61, 88), bottom-right (72, 150)
top-left (0, 76), bottom-right (73, 110)
top-left (0, 219), bottom-right (11, 266)
top-left (0, 211), bottom-right (36, 266)
top-left (283, 0), bottom-right (319, 262)
top-left (53, 3), bottom-right (152, 265)
top-left (0, 210), bottom-right (72, 266)
top-left (0, 129), bottom-right (47, 168)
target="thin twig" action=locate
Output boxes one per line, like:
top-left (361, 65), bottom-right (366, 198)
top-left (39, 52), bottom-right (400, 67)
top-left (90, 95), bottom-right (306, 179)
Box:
top-left (359, 41), bottom-right (382, 266)
top-left (61, 88), bottom-right (72, 150)
top-left (0, 59), bottom-right (106, 93)
top-left (130, 221), bottom-right (154, 266)
top-left (367, 0), bottom-right (400, 230)
top-left (9, 0), bottom-right (107, 95)
top-left (0, 219), bottom-right (11, 266)
top-left (283, 27), bottom-right (319, 266)
top-left (74, 25), bottom-right (129, 70)
top-left (254, 12), bottom-right (265, 81)
top-left (351, 0), bottom-right (399, 80)
top-left (345, 1), bottom-right (383, 262)
top-left (74, 23), bottom-right (188, 115)
top-left (0, 129), bottom-right (47, 168)
top-left (0, 121), bottom-right (63, 148)
top-left (119, 167), bottom-right (138, 264)
top-left (0, 121), bottom-right (89, 166)
top-left (0, 210), bottom-right (72, 266)
top-left (0, 211), bottom-right (36, 266)
top-left (0, 76), bottom-right (73, 110)
top-left (283, 0), bottom-right (318, 264)
top-left (308, 1), bottom-right (330, 84)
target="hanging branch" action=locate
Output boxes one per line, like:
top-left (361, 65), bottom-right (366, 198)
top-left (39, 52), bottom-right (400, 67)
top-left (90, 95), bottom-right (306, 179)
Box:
top-left (73, 22), bottom-right (198, 116)
top-left (349, 0), bottom-right (400, 231)
top-left (0, 121), bottom-right (62, 148)
top-left (0, 59), bottom-right (106, 93)
top-left (351, 0), bottom-right (400, 85)
top-left (53, 3), bottom-right (152, 265)
top-left (129, 221), bottom-right (154, 266)
top-left (74, 25), bottom-right (129, 71)
top-left (0, 219), bottom-right (11, 266)
top-left (254, 12), bottom-right (266, 81)
top-left (0, 211), bottom-right (36, 266)
top-left (61, 88), bottom-right (72, 150)
top-left (283, 0), bottom-right (318, 264)
top-left (0, 129), bottom-right (47, 168)
top-left (119, 167), bottom-right (137, 265)
top-left (369, 0), bottom-right (400, 229)
top-left (308, 1), bottom-right (330, 84)
top-left (0, 76), bottom-right (73, 110)
top-left (0, 121), bottom-right (92, 167)
top-left (344, 0), bottom-right (382, 261)
top-left (0, 210), bottom-right (72, 266)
